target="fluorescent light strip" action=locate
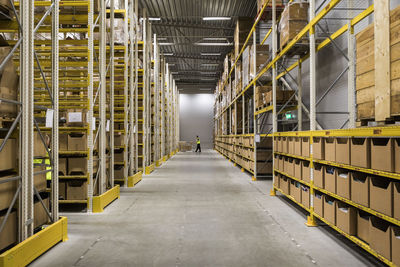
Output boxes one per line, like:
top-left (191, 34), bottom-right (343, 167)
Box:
top-left (149, 17), bottom-right (161, 21)
top-left (203, 17), bottom-right (231, 21)
top-left (201, 53), bottom-right (221, 56)
top-left (203, 37), bottom-right (227, 41)
top-left (195, 42), bottom-right (233, 46)
top-left (163, 53), bottom-right (174, 56)
top-left (159, 42), bottom-right (174, 46)
top-left (201, 63), bottom-right (219, 66)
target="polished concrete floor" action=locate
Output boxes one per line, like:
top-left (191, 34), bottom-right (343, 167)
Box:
top-left (32, 150), bottom-right (380, 267)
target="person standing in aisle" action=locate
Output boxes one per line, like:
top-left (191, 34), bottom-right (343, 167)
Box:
top-left (195, 136), bottom-right (201, 152)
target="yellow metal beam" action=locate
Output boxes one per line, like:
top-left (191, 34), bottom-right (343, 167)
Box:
top-left (127, 172), bottom-right (142, 187)
top-left (92, 185), bottom-right (120, 213)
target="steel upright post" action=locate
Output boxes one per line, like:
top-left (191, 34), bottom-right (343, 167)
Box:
top-left (110, 0), bottom-right (115, 187)
top-left (123, 0), bottom-right (129, 184)
top-left (297, 62), bottom-right (302, 131)
top-left (270, 0), bottom-right (277, 195)
top-left (134, 0), bottom-right (139, 172)
top-left (129, 1), bottom-right (134, 177)
top-left (252, 30), bottom-right (257, 180)
top-left (347, 0), bottom-right (356, 128)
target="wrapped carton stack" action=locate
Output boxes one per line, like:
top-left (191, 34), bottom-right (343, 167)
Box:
top-left (279, 2), bottom-right (309, 49)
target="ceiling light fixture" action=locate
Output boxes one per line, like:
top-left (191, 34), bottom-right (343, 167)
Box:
top-left (195, 42), bottom-right (233, 46)
top-left (201, 53), bottom-right (221, 56)
top-left (201, 63), bottom-right (219, 66)
top-left (203, 37), bottom-right (227, 41)
top-left (163, 53), bottom-right (174, 56)
top-left (157, 37), bottom-right (167, 41)
top-left (149, 17), bottom-right (161, 21)
top-left (203, 17), bottom-right (231, 21)
top-left (159, 42), bottom-right (174, 46)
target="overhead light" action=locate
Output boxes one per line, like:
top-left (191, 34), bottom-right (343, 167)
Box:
top-left (163, 53), bottom-right (174, 56)
top-left (159, 42), bottom-right (174, 46)
top-left (200, 72), bottom-right (216, 75)
top-left (171, 72), bottom-right (179, 74)
top-left (168, 64), bottom-right (176, 66)
top-left (203, 37), bottom-right (227, 41)
top-left (201, 63), bottom-right (219, 66)
top-left (201, 78), bottom-right (216, 81)
top-left (195, 42), bottom-right (233, 46)
top-left (158, 37), bottom-right (167, 41)
top-left (201, 53), bottom-right (221, 56)
top-left (149, 17), bottom-right (161, 21)
top-left (203, 17), bottom-right (231, 21)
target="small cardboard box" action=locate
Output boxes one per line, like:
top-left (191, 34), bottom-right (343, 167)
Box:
top-left (294, 159), bottom-right (302, 180)
top-left (294, 137), bottom-right (302, 156)
top-left (336, 202), bottom-right (356, 235)
top-left (0, 175), bottom-right (17, 211)
top-left (371, 138), bottom-right (394, 173)
top-left (0, 210), bottom-right (17, 251)
top-left (34, 196), bottom-right (49, 228)
top-left (273, 173), bottom-right (280, 188)
top-left (395, 138), bottom-right (400, 173)
top-left (335, 138), bottom-right (350, 165)
top-left (314, 191), bottom-right (324, 217)
top-left (323, 195), bottom-right (336, 225)
top-left (0, 138), bottom-right (16, 172)
top-left (301, 137), bottom-right (310, 157)
top-left (67, 133), bottom-right (87, 151)
top-left (290, 179), bottom-right (301, 203)
top-left (301, 186), bottom-right (310, 209)
top-left (288, 137), bottom-right (295, 155)
top-left (279, 156), bottom-right (284, 172)
top-left (66, 109), bottom-right (87, 127)
top-left (350, 173), bottom-right (369, 207)
top-left (313, 164), bottom-right (324, 189)
top-left (280, 176), bottom-right (290, 195)
top-left (274, 137), bottom-right (279, 151)
top-left (312, 137), bottom-right (324, 160)
top-left (394, 182), bottom-right (400, 221)
top-left (34, 166), bottom-right (47, 193)
top-left (282, 137), bottom-right (288, 154)
top-left (370, 177), bottom-right (393, 217)
top-left (59, 158), bottom-right (67, 176)
top-left (392, 226), bottom-right (400, 266)
top-left (114, 134), bottom-right (125, 147)
top-left (277, 137), bottom-right (282, 152)
top-left (59, 134), bottom-right (68, 151)
top-left (357, 211), bottom-right (370, 243)
top-left (302, 161), bottom-right (310, 183)
top-left (285, 157), bottom-right (294, 176)
top-left (324, 137), bottom-right (336, 162)
top-left (66, 180), bottom-right (87, 200)
top-left (336, 169), bottom-right (350, 199)
top-left (34, 132), bottom-right (48, 158)
top-left (351, 138), bottom-right (370, 168)
top-left (274, 154), bottom-right (280, 170)
top-left (68, 157), bottom-right (87, 175)
top-left (324, 166), bottom-right (336, 193)
top-left (369, 217), bottom-right (391, 261)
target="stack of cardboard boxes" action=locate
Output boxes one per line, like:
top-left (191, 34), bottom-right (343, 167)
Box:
top-left (234, 17), bottom-right (254, 61)
top-left (255, 86), bottom-right (295, 110)
top-left (279, 2), bottom-right (309, 50)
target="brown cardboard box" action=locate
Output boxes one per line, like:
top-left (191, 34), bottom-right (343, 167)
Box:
top-left (67, 133), bottom-right (87, 151)
top-left (0, 47), bottom-right (18, 118)
top-left (115, 151), bottom-right (124, 163)
top-left (68, 157), bottom-right (87, 175)
top-left (335, 138), bottom-right (350, 165)
top-left (369, 217), bottom-right (391, 260)
top-left (312, 137), bottom-right (324, 160)
top-left (325, 137), bottom-right (336, 162)
top-left (301, 137), bottom-right (310, 157)
top-left (0, 175), bottom-right (17, 211)
top-left (277, 136), bottom-right (282, 152)
top-left (114, 134), bottom-right (125, 147)
top-left (314, 164), bottom-right (324, 189)
top-left (336, 169), bottom-right (350, 199)
top-left (302, 161), bottom-right (310, 183)
top-left (34, 132), bottom-right (48, 158)
top-left (273, 173), bottom-right (280, 188)
top-left (34, 197), bottom-right (49, 228)
top-left (274, 137), bottom-right (279, 151)
top-left (279, 156), bottom-right (284, 172)
top-left (67, 180), bottom-right (87, 200)
top-left (282, 137), bottom-right (288, 153)
top-left (285, 157), bottom-right (294, 176)
top-left (294, 159), bottom-right (301, 180)
top-left (59, 158), bottom-right (67, 176)
top-left (115, 166), bottom-right (124, 180)
top-left (301, 186), bottom-right (310, 209)
top-left (0, 210), bottom-right (17, 251)
top-left (336, 202), bottom-right (356, 235)
top-left (351, 138), bottom-right (370, 168)
top-left (294, 137), bottom-right (302, 156)
top-left (59, 134), bottom-right (68, 151)
top-left (323, 195), bottom-right (336, 225)
top-left (66, 109), bottom-right (87, 127)
top-left (395, 138), bottom-right (400, 173)
top-left (34, 166), bottom-right (46, 192)
top-left (371, 138), bottom-right (394, 173)
top-left (324, 166), bottom-right (336, 193)
top-left (314, 191), bottom-right (324, 217)
top-left (394, 182), bottom-right (400, 221)
top-left (350, 173), bottom-right (369, 207)
top-left (288, 137), bottom-right (295, 155)
top-left (280, 176), bottom-right (290, 195)
top-left (274, 154), bottom-right (280, 170)
top-left (0, 138), bottom-right (16, 171)
top-left (290, 180), bottom-right (301, 203)
top-left (392, 226), bottom-right (400, 266)
top-left (370, 177), bottom-right (393, 217)
top-left (357, 211), bottom-right (370, 243)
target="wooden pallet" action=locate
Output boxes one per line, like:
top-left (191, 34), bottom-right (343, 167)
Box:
top-left (357, 116), bottom-right (400, 127)
top-left (0, 116), bottom-right (16, 129)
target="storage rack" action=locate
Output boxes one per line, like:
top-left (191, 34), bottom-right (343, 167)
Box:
top-left (214, 0), bottom-right (399, 266)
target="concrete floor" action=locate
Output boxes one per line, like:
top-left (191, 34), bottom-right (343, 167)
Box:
top-left (32, 150), bottom-right (380, 267)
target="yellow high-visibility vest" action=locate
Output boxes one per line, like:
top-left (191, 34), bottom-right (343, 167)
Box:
top-left (33, 157), bottom-right (52, 181)
top-left (197, 139), bottom-right (200, 145)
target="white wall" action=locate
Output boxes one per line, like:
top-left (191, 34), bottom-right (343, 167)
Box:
top-left (179, 94), bottom-right (214, 149)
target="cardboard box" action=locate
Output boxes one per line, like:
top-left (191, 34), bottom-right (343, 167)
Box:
top-left (395, 138), bottom-right (400, 173)
top-left (280, 176), bottom-right (290, 195)
top-left (0, 138), bottom-right (16, 172)
top-left (394, 182), bottom-right (400, 221)
top-left (284, 157), bottom-right (294, 176)
top-left (115, 166), bottom-right (124, 180)
top-left (336, 169), bottom-right (350, 199)
top-left (288, 137), bottom-right (295, 155)
top-left (350, 172), bottom-right (369, 207)
top-left (301, 137), bottom-right (310, 157)
top-left (302, 161), bottom-right (310, 183)
top-left (392, 226), bottom-right (400, 266)
top-left (314, 191), bottom-right (324, 217)
top-left (336, 202), bottom-right (356, 235)
top-left (59, 158), bottom-right (67, 176)
top-left (273, 173), bottom-right (280, 188)
top-left (369, 217), bottom-right (391, 260)
top-left (0, 174), bottom-right (17, 211)
top-left (357, 211), bottom-right (370, 243)
top-left (67, 180), bottom-right (87, 200)
top-left (274, 137), bottom-right (279, 151)
top-left (301, 186), bottom-right (310, 209)
top-left (351, 138), bottom-right (370, 168)
top-left (323, 195), bottom-right (336, 225)
top-left (371, 138), bottom-right (394, 173)
top-left (324, 166), bottom-right (336, 193)
top-left (34, 132), bottom-right (48, 158)
top-left (59, 134), bottom-right (68, 151)
top-left (370, 177), bottom-right (393, 217)
top-left (114, 134), bottom-right (125, 147)
top-left (294, 137), bottom-right (302, 156)
top-left (66, 109), bottom-right (87, 127)
top-left (290, 180), bottom-right (301, 203)
top-left (67, 133), bottom-right (87, 151)
top-left (279, 155), bottom-right (284, 172)
top-left (335, 138), bottom-right (350, 165)
top-left (324, 137), bottom-right (336, 162)
top-left (115, 151), bottom-right (124, 163)
top-left (312, 137), bottom-right (324, 160)
top-left (68, 157), bottom-right (87, 175)
top-left (313, 164), bottom-right (324, 189)
top-left (34, 166), bottom-right (47, 192)
top-left (282, 137), bottom-right (288, 153)
top-left (294, 159), bottom-right (302, 180)
top-left (0, 210), bottom-right (17, 251)
top-left (0, 47), bottom-right (18, 118)
top-left (274, 154), bottom-right (280, 170)
top-left (34, 196), bottom-right (49, 228)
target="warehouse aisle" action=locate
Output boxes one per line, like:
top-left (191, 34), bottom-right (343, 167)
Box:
top-left (32, 150), bottom-right (377, 267)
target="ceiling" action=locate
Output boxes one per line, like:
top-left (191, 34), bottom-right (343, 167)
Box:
top-left (138, 0), bottom-right (257, 93)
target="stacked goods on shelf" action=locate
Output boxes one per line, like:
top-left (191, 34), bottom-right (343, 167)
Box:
top-left (255, 85), bottom-right (295, 110)
top-left (242, 46), bottom-right (250, 88)
top-left (250, 44), bottom-right (269, 81)
top-left (279, 2), bottom-right (309, 50)
top-left (234, 17), bottom-right (254, 60)
top-left (273, 131), bottom-right (400, 266)
top-left (355, 5), bottom-right (400, 122)
top-left (256, 136), bottom-right (273, 175)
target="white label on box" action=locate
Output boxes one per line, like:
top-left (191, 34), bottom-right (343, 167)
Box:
top-left (68, 112), bottom-right (82, 123)
top-left (255, 134), bottom-right (260, 143)
top-left (106, 120), bottom-right (110, 132)
top-left (45, 109), bottom-right (54, 128)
